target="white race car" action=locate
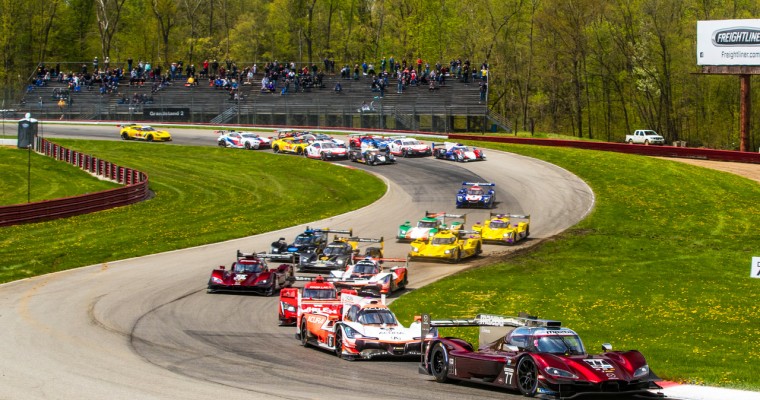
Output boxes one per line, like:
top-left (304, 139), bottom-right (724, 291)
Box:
top-left (217, 130), bottom-right (272, 149)
top-left (388, 137), bottom-right (432, 157)
top-left (305, 140), bottom-right (349, 160)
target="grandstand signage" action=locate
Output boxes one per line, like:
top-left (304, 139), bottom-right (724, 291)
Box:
top-left (143, 108), bottom-right (190, 121)
top-left (698, 19), bottom-right (760, 66)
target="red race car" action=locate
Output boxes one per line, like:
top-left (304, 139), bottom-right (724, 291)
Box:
top-left (278, 275), bottom-right (356, 326)
top-left (207, 251), bottom-right (295, 296)
top-left (419, 313), bottom-right (664, 399)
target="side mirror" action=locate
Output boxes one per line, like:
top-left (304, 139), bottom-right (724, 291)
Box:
top-left (602, 343), bottom-right (612, 352)
top-left (219, 265), bottom-right (225, 270)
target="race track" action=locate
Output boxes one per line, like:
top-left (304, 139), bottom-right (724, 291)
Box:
top-left (0, 125), bottom-right (594, 399)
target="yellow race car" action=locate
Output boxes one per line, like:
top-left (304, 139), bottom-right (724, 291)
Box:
top-left (271, 136), bottom-right (308, 155)
top-left (472, 212), bottom-right (530, 245)
top-left (119, 124), bottom-right (172, 142)
top-left (408, 227), bottom-right (482, 263)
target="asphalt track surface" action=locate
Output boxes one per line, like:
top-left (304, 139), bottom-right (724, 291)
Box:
top-left (0, 125), bottom-right (595, 399)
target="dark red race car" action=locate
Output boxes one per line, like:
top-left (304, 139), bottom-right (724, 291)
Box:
top-left (207, 251), bottom-right (295, 296)
top-left (419, 313), bottom-right (665, 399)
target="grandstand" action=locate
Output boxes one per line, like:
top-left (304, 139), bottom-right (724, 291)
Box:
top-left (17, 71), bottom-right (509, 133)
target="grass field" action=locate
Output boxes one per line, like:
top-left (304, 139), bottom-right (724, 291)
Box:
top-left (0, 139), bottom-right (385, 282)
top-left (0, 146), bottom-right (120, 205)
top-left (1, 137), bottom-right (759, 389)
top-left (390, 142), bottom-right (760, 389)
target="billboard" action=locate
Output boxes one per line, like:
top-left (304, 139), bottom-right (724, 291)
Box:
top-left (697, 19), bottom-right (760, 66)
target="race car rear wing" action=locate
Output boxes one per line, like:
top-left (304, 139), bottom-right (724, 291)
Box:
top-left (462, 182), bottom-right (495, 187)
top-left (425, 210), bottom-right (467, 225)
top-left (310, 227), bottom-right (353, 236)
top-left (456, 230), bottom-right (481, 238)
top-left (489, 212), bottom-right (530, 220)
top-left (250, 251), bottom-right (296, 263)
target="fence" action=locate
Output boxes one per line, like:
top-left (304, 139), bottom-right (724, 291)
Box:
top-left (0, 138), bottom-right (150, 226)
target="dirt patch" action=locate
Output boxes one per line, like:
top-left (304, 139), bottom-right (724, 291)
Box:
top-left (658, 157), bottom-right (760, 184)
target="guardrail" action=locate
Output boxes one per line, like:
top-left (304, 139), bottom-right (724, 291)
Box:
top-left (449, 135), bottom-right (760, 164)
top-left (0, 138), bottom-right (150, 226)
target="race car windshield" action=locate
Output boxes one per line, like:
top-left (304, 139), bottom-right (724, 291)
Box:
top-left (432, 236), bottom-right (456, 245)
top-left (467, 188), bottom-right (483, 195)
top-left (535, 335), bottom-right (585, 355)
top-left (489, 220), bottom-right (509, 229)
top-left (357, 309), bottom-right (397, 325)
top-left (403, 140), bottom-right (421, 146)
top-left (323, 244), bottom-right (348, 255)
top-left (417, 220), bottom-right (437, 229)
top-left (141, 126), bottom-right (156, 131)
top-left (353, 263), bottom-right (379, 275)
top-left (321, 142), bottom-right (336, 149)
top-left (233, 263), bottom-right (262, 274)
top-left (294, 235), bottom-right (316, 245)
top-left (241, 133), bottom-right (260, 138)
top-left (303, 288), bottom-right (337, 299)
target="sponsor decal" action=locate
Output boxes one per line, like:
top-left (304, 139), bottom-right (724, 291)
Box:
top-left (713, 28), bottom-right (760, 46)
top-left (584, 359), bottom-right (615, 371)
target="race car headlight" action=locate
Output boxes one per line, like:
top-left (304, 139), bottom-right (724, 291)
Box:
top-left (503, 232), bottom-right (513, 238)
top-left (457, 195), bottom-right (464, 201)
top-left (211, 276), bottom-right (223, 284)
top-left (633, 364), bottom-right (650, 379)
top-left (544, 367), bottom-right (578, 379)
top-left (343, 325), bottom-right (378, 340)
top-left (444, 249), bottom-right (451, 254)
top-left (411, 247), bottom-right (419, 252)
top-left (258, 279), bottom-right (268, 285)
top-left (281, 302), bottom-right (296, 312)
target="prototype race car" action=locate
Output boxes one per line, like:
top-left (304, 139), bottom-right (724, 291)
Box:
top-left (348, 147), bottom-right (396, 165)
top-left (456, 182), bottom-right (496, 208)
top-left (270, 227), bottom-right (353, 263)
top-left (473, 212), bottom-right (530, 245)
top-left (329, 257), bottom-right (409, 297)
top-left (207, 251), bottom-right (295, 296)
top-left (119, 124), bottom-right (172, 142)
top-left (408, 227), bottom-right (482, 263)
top-left (398, 211), bottom-right (466, 242)
top-left (278, 275), bottom-right (355, 326)
top-left (348, 134), bottom-right (391, 152)
top-left (388, 137), bottom-right (432, 157)
top-left (305, 140), bottom-right (348, 160)
top-left (432, 142), bottom-right (485, 162)
top-left (298, 236), bottom-right (383, 273)
top-left (419, 313), bottom-right (664, 399)
top-left (271, 136), bottom-right (309, 155)
top-left (216, 130), bottom-right (272, 149)
top-left (297, 294), bottom-right (432, 360)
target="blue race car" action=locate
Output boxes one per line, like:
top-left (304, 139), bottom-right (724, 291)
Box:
top-left (456, 182), bottom-right (495, 208)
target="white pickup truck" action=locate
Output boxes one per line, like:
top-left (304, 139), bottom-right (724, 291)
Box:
top-left (625, 130), bottom-right (665, 145)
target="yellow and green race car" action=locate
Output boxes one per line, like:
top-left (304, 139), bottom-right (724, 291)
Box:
top-left (271, 136), bottom-right (309, 155)
top-left (472, 212), bottom-right (530, 245)
top-left (119, 124), bottom-right (172, 142)
top-left (408, 227), bottom-right (482, 263)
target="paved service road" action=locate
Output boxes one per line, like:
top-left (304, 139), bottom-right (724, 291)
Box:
top-left (0, 126), bottom-right (594, 399)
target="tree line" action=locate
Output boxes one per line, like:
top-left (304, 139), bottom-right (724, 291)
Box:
top-left (1, 0), bottom-right (758, 150)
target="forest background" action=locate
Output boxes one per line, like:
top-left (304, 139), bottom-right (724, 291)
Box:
top-left (1, 0), bottom-right (759, 150)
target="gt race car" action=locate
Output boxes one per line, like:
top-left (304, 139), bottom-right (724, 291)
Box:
top-left (348, 134), bottom-right (392, 152)
top-left (304, 140), bottom-right (348, 160)
top-left (408, 228), bottom-right (482, 263)
top-left (207, 251), bottom-right (295, 296)
top-left (419, 313), bottom-right (664, 399)
top-left (329, 257), bottom-right (408, 297)
top-left (119, 124), bottom-right (172, 142)
top-left (272, 136), bottom-right (309, 155)
top-left (348, 148), bottom-right (396, 165)
top-left (270, 227), bottom-right (353, 263)
top-left (456, 182), bottom-right (496, 208)
top-left (388, 137), bottom-right (432, 157)
top-left (296, 293), bottom-right (433, 360)
top-left (216, 130), bottom-right (272, 149)
top-left (397, 211), bottom-right (466, 242)
top-left (473, 212), bottom-right (531, 245)
top-left (298, 236), bottom-right (383, 273)
top-left (432, 142), bottom-right (486, 162)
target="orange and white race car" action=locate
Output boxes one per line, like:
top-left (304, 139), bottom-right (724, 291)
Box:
top-left (329, 257), bottom-right (409, 297)
top-left (296, 294), bottom-right (434, 360)
top-left (278, 275), bottom-right (355, 326)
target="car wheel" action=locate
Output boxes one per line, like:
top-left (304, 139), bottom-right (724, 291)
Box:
top-left (264, 282), bottom-right (275, 297)
top-left (450, 250), bottom-right (460, 264)
top-left (121, 133), bottom-right (130, 140)
top-left (217, 140), bottom-right (226, 147)
top-left (403, 149), bottom-right (409, 158)
top-left (644, 139), bottom-right (650, 145)
top-left (525, 227), bottom-right (530, 238)
top-left (430, 342), bottom-right (450, 383)
top-left (628, 139), bottom-right (634, 144)
top-left (300, 322), bottom-right (309, 347)
top-left (146, 135), bottom-right (154, 142)
top-left (273, 145), bottom-right (280, 153)
top-left (297, 148), bottom-right (304, 155)
top-left (476, 243), bottom-right (482, 255)
top-left (334, 326), bottom-right (350, 360)
top-left (321, 152), bottom-right (327, 161)
top-left (517, 356), bottom-right (539, 396)
top-left (244, 142), bottom-right (252, 150)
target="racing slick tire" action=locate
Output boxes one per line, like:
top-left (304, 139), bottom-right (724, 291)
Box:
top-left (300, 322), bottom-right (310, 347)
top-left (121, 132), bottom-right (130, 140)
top-left (476, 243), bottom-right (482, 255)
top-left (217, 140), bottom-right (226, 147)
top-left (320, 152), bottom-right (327, 161)
top-left (296, 148), bottom-right (304, 156)
top-left (333, 326), bottom-right (354, 361)
top-left (526, 227), bottom-right (530, 238)
top-left (402, 149), bottom-right (409, 158)
top-left (430, 342), bottom-right (450, 383)
top-left (146, 135), bottom-right (154, 142)
top-left (449, 250), bottom-right (461, 264)
top-left (517, 356), bottom-right (539, 397)
top-left (264, 282), bottom-right (276, 297)
top-left (273, 145), bottom-right (280, 153)
top-left (244, 142), bottom-right (252, 150)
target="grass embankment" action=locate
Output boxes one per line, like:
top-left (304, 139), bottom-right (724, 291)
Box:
top-left (391, 143), bottom-right (760, 390)
top-left (0, 139), bottom-right (385, 283)
top-left (0, 146), bottom-right (120, 205)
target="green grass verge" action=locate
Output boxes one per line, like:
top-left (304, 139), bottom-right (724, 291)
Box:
top-left (390, 143), bottom-right (760, 390)
top-left (0, 139), bottom-right (385, 282)
top-left (0, 146), bottom-right (120, 205)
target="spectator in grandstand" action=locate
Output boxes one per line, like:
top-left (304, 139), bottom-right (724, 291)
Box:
top-left (334, 82), bottom-right (342, 93)
top-left (479, 81), bottom-right (487, 103)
